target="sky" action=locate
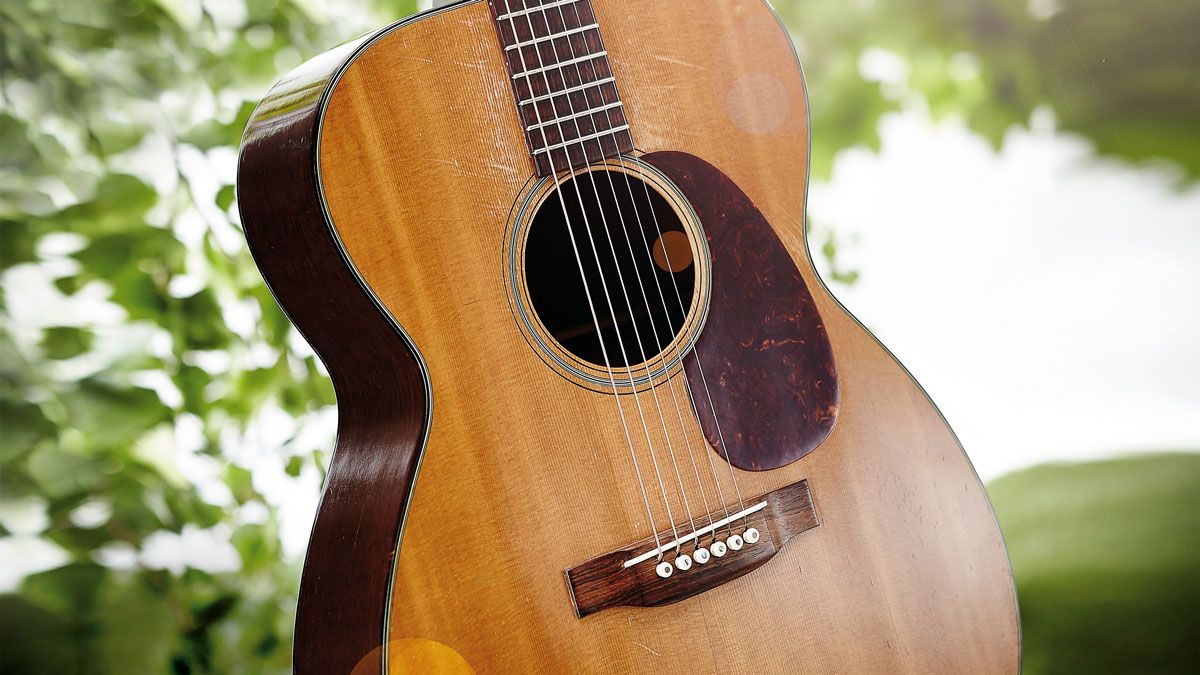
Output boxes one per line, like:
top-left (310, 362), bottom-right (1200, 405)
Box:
top-left (809, 107), bottom-right (1200, 480)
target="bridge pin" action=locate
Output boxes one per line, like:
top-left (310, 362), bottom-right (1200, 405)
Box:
top-left (711, 540), bottom-right (728, 557)
top-left (693, 547), bottom-right (711, 564)
top-left (655, 561), bottom-right (674, 578)
top-left (675, 553), bottom-right (693, 571)
top-left (727, 534), bottom-right (744, 550)
top-left (744, 527), bottom-right (761, 544)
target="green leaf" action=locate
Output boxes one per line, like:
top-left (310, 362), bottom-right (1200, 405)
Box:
top-left (0, 219), bottom-right (40, 269)
top-left (6, 566), bottom-right (176, 675)
top-left (57, 174), bottom-right (159, 234)
top-left (224, 464), bottom-right (255, 504)
top-left (0, 400), bottom-right (55, 460)
top-left (19, 563), bottom-right (108, 616)
top-left (92, 574), bottom-right (177, 673)
top-left (284, 455), bottom-right (303, 477)
top-left (52, 275), bottom-right (83, 295)
top-left (193, 593), bottom-right (239, 630)
top-left (215, 184), bottom-right (236, 211)
top-left (231, 522), bottom-right (280, 573)
top-left (26, 449), bottom-right (111, 500)
top-left (62, 380), bottom-right (172, 449)
top-left (40, 326), bottom-right (94, 360)
top-left (0, 594), bottom-right (77, 675)
top-left (177, 289), bottom-right (234, 350)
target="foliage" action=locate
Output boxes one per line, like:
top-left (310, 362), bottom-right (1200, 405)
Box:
top-left (776, 0), bottom-right (1200, 182)
top-left (0, 0), bottom-right (415, 671)
top-left (989, 454), bottom-right (1200, 674)
top-left (0, 0), bottom-right (1194, 671)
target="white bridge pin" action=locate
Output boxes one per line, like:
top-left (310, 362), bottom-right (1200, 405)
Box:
top-left (744, 527), bottom-right (761, 544)
top-left (675, 554), bottom-right (693, 571)
top-left (710, 540), bottom-right (728, 557)
top-left (693, 547), bottom-right (711, 564)
top-left (655, 561), bottom-right (674, 578)
top-left (727, 534), bottom-right (744, 551)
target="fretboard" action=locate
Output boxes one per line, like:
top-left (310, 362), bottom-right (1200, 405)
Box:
top-left (488, 0), bottom-right (635, 176)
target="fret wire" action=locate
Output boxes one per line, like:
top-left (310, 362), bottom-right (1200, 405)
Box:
top-left (513, 50), bottom-right (607, 80)
top-left (495, 0), bottom-right (579, 22)
top-left (518, 75), bottom-right (614, 105)
top-left (524, 100), bottom-right (623, 131)
top-left (532, 124), bottom-right (630, 155)
top-left (503, 22), bottom-right (598, 52)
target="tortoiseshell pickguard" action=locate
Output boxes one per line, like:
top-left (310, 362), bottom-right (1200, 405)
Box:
top-left (643, 151), bottom-right (838, 471)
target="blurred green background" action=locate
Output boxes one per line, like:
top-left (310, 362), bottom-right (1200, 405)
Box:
top-left (1, 0), bottom-right (1196, 672)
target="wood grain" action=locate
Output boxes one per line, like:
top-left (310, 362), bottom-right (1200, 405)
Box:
top-left (244, 0), bottom-right (1021, 672)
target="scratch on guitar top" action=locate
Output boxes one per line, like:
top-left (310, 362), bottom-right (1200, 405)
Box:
top-left (487, 161), bottom-right (519, 176)
top-left (433, 156), bottom-right (517, 182)
top-left (650, 53), bottom-right (705, 70)
top-left (632, 642), bottom-right (661, 657)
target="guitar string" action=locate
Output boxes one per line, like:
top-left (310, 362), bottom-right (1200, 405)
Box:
top-left (620, 158), bottom-right (753, 531)
top-left (556, 1), bottom-right (734, 538)
top-left (567, 0), bottom-right (752, 533)
top-left (631, 178), bottom-right (754, 532)
top-left (497, 0), bottom-right (668, 555)
top-left (593, 171), bottom-right (718, 544)
top-left (512, 0), bottom-right (703, 553)
top-left (543, 0), bottom-right (723, 550)
top-left (506, 0), bottom-right (755, 555)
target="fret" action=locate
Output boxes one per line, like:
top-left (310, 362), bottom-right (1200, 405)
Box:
top-left (532, 124), bottom-right (630, 156)
top-left (518, 76), bottom-right (614, 107)
top-left (503, 22), bottom-right (598, 52)
top-left (525, 101), bottom-right (623, 132)
top-left (513, 50), bottom-right (607, 80)
top-left (495, 0), bottom-right (581, 22)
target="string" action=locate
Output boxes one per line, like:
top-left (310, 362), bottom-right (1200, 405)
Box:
top-left (539, 0), bottom-right (723, 549)
top-left (497, 0), bottom-right (669, 555)
top-left (622, 159), bottom-right (753, 531)
top-left (575, 160), bottom-right (704, 548)
top-left (515, 2), bottom-right (706, 555)
top-left (511, 1), bottom-right (715, 557)
top-left (502, 0), bottom-right (759, 558)
top-left (565, 1), bottom-right (753, 533)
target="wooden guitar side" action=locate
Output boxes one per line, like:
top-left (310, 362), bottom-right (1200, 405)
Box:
top-left (237, 37), bottom-right (433, 675)
top-left (239, 1), bottom-right (1021, 672)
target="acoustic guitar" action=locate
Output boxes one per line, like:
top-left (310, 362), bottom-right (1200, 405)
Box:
top-left (237, 0), bottom-right (1020, 672)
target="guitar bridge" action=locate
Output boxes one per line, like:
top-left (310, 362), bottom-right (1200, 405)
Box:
top-left (564, 479), bottom-right (819, 618)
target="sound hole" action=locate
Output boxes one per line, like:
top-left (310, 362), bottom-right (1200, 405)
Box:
top-left (525, 170), bottom-right (697, 370)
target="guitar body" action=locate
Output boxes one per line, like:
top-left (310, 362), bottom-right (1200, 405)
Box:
top-left (238, 0), bottom-right (1020, 672)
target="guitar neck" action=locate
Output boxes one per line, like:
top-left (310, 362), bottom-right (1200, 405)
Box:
top-left (488, 0), bottom-right (635, 176)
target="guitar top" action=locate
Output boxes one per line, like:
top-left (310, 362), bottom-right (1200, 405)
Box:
top-left (237, 0), bottom-right (1019, 672)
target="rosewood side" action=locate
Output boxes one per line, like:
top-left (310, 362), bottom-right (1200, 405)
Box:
top-left (237, 37), bottom-right (432, 675)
